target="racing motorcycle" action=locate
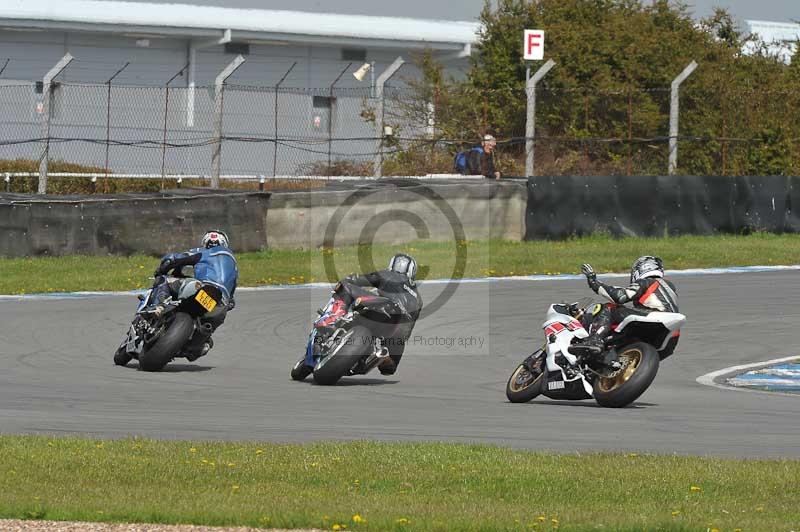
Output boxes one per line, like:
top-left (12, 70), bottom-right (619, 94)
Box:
top-left (506, 299), bottom-right (685, 408)
top-left (113, 279), bottom-right (223, 371)
top-left (291, 281), bottom-right (410, 385)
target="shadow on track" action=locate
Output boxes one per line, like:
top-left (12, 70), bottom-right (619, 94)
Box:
top-left (293, 378), bottom-right (399, 387)
top-left (117, 363), bottom-right (215, 373)
top-left (517, 400), bottom-right (658, 409)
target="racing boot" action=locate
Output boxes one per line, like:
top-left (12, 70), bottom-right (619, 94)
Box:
top-left (184, 322), bottom-right (215, 362)
top-left (378, 356), bottom-right (398, 376)
top-left (569, 336), bottom-right (605, 358)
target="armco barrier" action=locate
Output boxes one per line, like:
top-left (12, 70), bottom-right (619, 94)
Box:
top-left (526, 175), bottom-right (800, 239)
top-left (265, 179), bottom-right (527, 249)
top-left (0, 189), bottom-right (270, 257)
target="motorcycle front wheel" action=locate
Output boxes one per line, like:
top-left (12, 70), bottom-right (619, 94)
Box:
top-left (506, 352), bottom-right (545, 403)
top-left (593, 342), bottom-right (659, 408)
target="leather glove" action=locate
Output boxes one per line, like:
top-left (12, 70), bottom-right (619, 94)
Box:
top-left (581, 263), bottom-right (599, 290)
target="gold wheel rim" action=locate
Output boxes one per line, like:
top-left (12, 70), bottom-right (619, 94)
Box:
top-left (597, 348), bottom-right (643, 393)
top-left (509, 364), bottom-right (540, 393)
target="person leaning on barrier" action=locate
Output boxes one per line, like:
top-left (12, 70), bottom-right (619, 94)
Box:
top-left (454, 134), bottom-right (502, 180)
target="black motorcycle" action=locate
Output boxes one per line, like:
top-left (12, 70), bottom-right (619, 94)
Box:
top-left (114, 281), bottom-right (223, 371)
top-left (291, 282), bottom-right (411, 385)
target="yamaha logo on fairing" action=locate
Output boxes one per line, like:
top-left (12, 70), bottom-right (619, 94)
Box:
top-left (548, 380), bottom-right (565, 391)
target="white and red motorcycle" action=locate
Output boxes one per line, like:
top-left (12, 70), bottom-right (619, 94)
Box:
top-left (506, 299), bottom-right (685, 408)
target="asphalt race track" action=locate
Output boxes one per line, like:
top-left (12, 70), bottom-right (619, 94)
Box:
top-left (1, 271), bottom-right (799, 458)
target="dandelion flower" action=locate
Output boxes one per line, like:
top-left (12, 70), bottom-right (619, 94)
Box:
top-left (255, 449), bottom-right (264, 455)
top-left (333, 525), bottom-right (341, 531)
top-left (690, 486), bottom-right (701, 492)
top-left (189, 448), bottom-right (197, 453)
top-left (537, 516), bottom-right (546, 522)
top-left (671, 511), bottom-right (680, 517)
top-left (352, 514), bottom-right (364, 524)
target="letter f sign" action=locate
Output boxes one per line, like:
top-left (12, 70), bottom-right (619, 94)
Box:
top-left (524, 29), bottom-right (545, 61)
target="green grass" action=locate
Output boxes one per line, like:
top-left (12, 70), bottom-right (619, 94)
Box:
top-left (3, 233), bottom-right (800, 295)
top-left (0, 436), bottom-right (797, 531)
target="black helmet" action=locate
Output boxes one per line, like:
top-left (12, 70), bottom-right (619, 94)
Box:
top-left (631, 256), bottom-right (664, 283)
top-left (388, 253), bottom-right (417, 280)
top-left (201, 230), bottom-right (229, 249)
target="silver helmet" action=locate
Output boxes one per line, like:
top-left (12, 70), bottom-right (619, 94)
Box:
top-left (201, 230), bottom-right (229, 249)
top-left (388, 253), bottom-right (417, 281)
top-left (631, 256), bottom-right (664, 283)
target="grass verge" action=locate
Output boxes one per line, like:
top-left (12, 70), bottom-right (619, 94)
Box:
top-left (0, 436), bottom-right (797, 531)
top-left (2, 233), bottom-right (800, 295)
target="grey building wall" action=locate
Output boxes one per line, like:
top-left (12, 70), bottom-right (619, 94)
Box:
top-left (0, 29), bottom-right (452, 176)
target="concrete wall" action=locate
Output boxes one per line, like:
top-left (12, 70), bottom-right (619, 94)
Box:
top-left (0, 189), bottom-right (270, 257)
top-left (266, 180), bottom-right (527, 249)
top-left (0, 180), bottom-right (526, 257)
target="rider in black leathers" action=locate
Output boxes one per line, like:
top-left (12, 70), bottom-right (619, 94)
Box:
top-left (338, 253), bottom-right (422, 375)
top-left (572, 256), bottom-right (679, 356)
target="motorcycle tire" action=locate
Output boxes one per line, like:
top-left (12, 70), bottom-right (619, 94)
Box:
top-left (138, 313), bottom-right (195, 372)
top-left (593, 341), bottom-right (659, 408)
top-left (506, 353), bottom-right (545, 403)
top-left (312, 325), bottom-right (370, 385)
top-left (113, 345), bottom-right (132, 367)
top-left (290, 355), bottom-right (313, 381)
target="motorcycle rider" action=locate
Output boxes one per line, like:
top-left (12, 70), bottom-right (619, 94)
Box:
top-left (571, 256), bottom-right (678, 356)
top-left (148, 230), bottom-right (238, 360)
top-left (329, 253), bottom-right (423, 375)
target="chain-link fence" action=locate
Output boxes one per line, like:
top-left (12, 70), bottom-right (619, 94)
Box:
top-left (2, 63), bottom-right (800, 194)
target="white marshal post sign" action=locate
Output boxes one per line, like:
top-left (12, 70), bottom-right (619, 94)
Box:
top-left (522, 29), bottom-right (554, 177)
top-left (523, 29), bottom-right (545, 61)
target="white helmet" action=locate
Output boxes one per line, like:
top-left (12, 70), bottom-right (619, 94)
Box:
top-left (201, 230), bottom-right (229, 249)
top-left (389, 253), bottom-right (417, 280)
top-left (631, 256), bottom-right (664, 283)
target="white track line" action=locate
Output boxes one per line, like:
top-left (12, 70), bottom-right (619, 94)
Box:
top-left (1, 264), bottom-right (799, 301)
top-left (696, 356), bottom-right (800, 397)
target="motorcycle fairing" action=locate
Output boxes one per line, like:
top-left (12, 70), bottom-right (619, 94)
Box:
top-left (542, 305), bottom-right (594, 397)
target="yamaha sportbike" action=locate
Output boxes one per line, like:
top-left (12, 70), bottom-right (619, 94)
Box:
top-left (291, 282), bottom-right (410, 385)
top-left (114, 280), bottom-right (223, 371)
top-left (506, 299), bottom-right (686, 408)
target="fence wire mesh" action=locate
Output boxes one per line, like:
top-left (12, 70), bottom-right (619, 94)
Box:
top-left (1, 79), bottom-right (800, 193)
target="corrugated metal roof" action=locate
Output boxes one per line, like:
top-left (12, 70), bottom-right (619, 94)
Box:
top-left (0, 0), bottom-right (480, 46)
top-left (746, 20), bottom-right (799, 63)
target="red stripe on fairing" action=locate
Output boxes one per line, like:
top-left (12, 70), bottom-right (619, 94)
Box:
top-left (544, 322), bottom-right (566, 337)
top-left (639, 280), bottom-right (661, 305)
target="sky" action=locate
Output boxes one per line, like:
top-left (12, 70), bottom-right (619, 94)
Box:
top-left (130, 1), bottom-right (797, 24)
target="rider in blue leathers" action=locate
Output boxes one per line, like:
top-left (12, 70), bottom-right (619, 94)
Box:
top-left (149, 230), bottom-right (238, 360)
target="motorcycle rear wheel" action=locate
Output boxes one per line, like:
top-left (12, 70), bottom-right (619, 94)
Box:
top-left (593, 342), bottom-right (659, 408)
top-left (312, 325), bottom-right (370, 385)
top-left (506, 354), bottom-right (545, 403)
top-left (138, 313), bottom-right (195, 372)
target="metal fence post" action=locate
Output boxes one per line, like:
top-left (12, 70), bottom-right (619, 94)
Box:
top-left (211, 54), bottom-right (245, 188)
top-left (525, 59), bottom-right (555, 178)
top-left (104, 62), bottom-right (129, 190)
top-left (37, 53), bottom-right (73, 194)
top-left (161, 63), bottom-right (189, 187)
top-left (272, 62), bottom-right (297, 177)
top-left (373, 57), bottom-right (404, 178)
top-left (669, 60), bottom-right (698, 176)
top-left (328, 63), bottom-right (352, 171)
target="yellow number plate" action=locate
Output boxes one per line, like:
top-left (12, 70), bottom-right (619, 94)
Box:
top-left (195, 289), bottom-right (217, 312)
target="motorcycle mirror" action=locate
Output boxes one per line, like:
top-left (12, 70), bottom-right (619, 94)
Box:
top-left (317, 308), bottom-right (325, 316)
top-left (137, 294), bottom-right (145, 302)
